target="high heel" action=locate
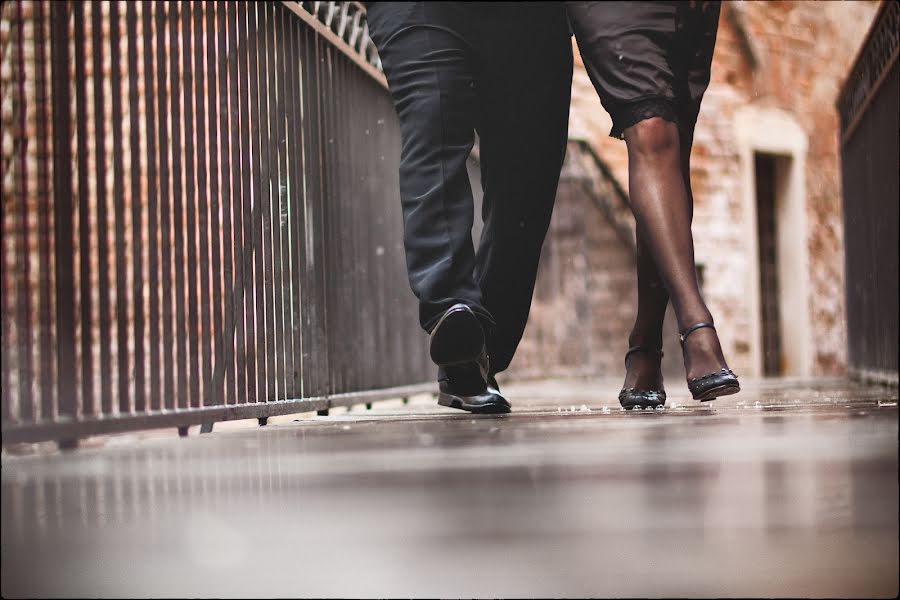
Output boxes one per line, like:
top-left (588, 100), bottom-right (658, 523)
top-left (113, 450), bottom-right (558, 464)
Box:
top-left (618, 346), bottom-right (666, 409)
top-left (680, 322), bottom-right (740, 401)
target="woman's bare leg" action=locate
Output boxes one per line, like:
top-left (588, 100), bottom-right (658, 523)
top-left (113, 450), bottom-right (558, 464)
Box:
top-left (624, 134), bottom-right (696, 390)
top-left (623, 117), bottom-right (728, 381)
top-left (624, 227), bottom-right (668, 390)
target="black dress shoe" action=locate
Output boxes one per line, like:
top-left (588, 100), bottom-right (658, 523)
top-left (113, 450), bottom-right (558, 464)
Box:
top-left (680, 322), bottom-right (740, 401)
top-left (436, 350), bottom-right (511, 414)
top-left (429, 303), bottom-right (485, 367)
top-left (618, 346), bottom-right (666, 410)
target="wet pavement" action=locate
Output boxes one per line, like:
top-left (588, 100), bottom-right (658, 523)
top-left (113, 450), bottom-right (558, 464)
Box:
top-left (2, 377), bottom-right (898, 598)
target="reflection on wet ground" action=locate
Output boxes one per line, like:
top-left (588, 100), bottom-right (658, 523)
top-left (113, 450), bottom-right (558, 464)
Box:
top-left (2, 378), bottom-right (897, 598)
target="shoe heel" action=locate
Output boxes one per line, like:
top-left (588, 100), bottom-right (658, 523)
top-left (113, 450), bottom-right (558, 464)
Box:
top-left (694, 382), bottom-right (740, 402)
top-left (429, 306), bottom-right (485, 366)
top-left (437, 392), bottom-right (462, 410)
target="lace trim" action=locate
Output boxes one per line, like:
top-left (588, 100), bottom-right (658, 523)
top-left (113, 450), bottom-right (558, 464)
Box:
top-left (609, 97), bottom-right (681, 140)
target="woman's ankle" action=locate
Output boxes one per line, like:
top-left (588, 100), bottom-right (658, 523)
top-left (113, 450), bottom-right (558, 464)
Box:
top-left (681, 327), bottom-right (729, 380)
top-left (627, 328), bottom-right (663, 351)
top-left (675, 310), bottom-right (714, 334)
top-left (623, 352), bottom-right (665, 391)
top-left (624, 330), bottom-right (665, 391)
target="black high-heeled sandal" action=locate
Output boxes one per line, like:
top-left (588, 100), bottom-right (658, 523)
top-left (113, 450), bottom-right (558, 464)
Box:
top-left (680, 322), bottom-right (740, 401)
top-left (618, 346), bottom-right (667, 410)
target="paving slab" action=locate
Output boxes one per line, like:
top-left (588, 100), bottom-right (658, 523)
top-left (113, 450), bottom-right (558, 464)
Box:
top-left (2, 377), bottom-right (897, 598)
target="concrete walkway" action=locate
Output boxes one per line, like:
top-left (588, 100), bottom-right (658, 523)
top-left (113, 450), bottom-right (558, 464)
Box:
top-left (2, 377), bottom-right (897, 598)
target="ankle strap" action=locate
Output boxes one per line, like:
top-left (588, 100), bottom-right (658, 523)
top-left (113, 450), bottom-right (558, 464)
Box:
top-left (679, 322), bottom-right (715, 347)
top-left (625, 345), bottom-right (664, 363)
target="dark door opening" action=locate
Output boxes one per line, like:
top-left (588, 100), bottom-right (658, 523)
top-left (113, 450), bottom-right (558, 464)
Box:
top-left (755, 153), bottom-right (783, 376)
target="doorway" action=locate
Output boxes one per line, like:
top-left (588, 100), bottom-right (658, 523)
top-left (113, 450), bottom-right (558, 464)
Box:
top-left (754, 153), bottom-right (783, 376)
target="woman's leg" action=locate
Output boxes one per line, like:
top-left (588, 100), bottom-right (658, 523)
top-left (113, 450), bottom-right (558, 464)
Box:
top-left (624, 227), bottom-right (668, 390)
top-left (625, 136), bottom-right (695, 390)
top-left (623, 118), bottom-right (729, 381)
top-left (565, 0), bottom-right (730, 384)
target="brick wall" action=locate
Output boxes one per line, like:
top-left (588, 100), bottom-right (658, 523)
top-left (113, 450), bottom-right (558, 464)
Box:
top-left (515, 0), bottom-right (880, 382)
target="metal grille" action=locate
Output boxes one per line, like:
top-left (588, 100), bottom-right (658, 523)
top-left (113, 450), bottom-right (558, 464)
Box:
top-left (837, 0), bottom-right (899, 385)
top-left (1, 1), bottom-right (433, 445)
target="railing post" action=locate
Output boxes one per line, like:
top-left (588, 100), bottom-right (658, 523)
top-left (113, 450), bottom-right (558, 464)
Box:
top-left (51, 0), bottom-right (77, 424)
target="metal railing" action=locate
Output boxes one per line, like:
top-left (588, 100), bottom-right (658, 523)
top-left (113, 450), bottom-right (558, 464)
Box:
top-left (1, 1), bottom-right (434, 446)
top-left (837, 0), bottom-right (899, 386)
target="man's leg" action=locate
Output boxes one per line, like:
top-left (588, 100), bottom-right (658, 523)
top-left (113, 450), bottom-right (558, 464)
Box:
top-left (471, 6), bottom-right (573, 375)
top-left (365, 2), bottom-right (493, 333)
top-left (366, 3), bottom-right (509, 412)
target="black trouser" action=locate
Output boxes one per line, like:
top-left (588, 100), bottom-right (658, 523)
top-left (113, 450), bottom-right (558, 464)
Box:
top-left (365, 2), bottom-right (572, 374)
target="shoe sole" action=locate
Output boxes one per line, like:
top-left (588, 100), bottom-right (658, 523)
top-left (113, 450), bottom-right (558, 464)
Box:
top-left (618, 389), bottom-right (666, 410)
top-left (694, 383), bottom-right (741, 402)
top-left (437, 392), bottom-right (511, 414)
top-left (429, 305), bottom-right (485, 367)
top-left (621, 399), bottom-right (666, 410)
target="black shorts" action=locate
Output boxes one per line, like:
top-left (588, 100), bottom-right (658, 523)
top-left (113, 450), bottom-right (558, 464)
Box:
top-left (566, 1), bottom-right (720, 140)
